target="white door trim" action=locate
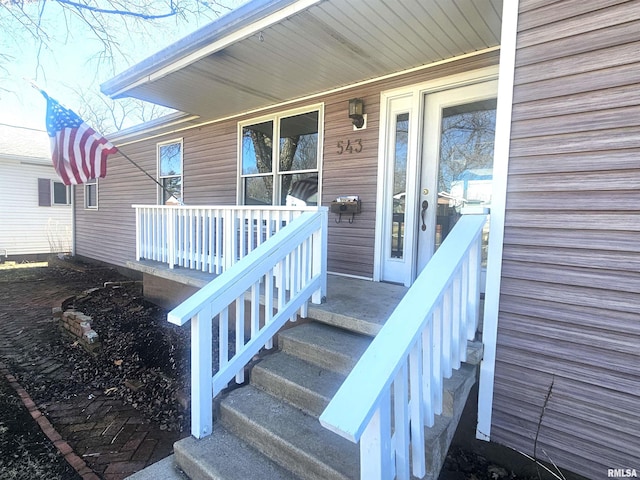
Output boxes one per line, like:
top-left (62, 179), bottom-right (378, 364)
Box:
top-left (374, 65), bottom-right (499, 285)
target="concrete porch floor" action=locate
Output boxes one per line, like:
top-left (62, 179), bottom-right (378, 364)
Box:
top-left (127, 260), bottom-right (408, 336)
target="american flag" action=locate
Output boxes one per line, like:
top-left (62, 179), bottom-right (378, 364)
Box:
top-left (44, 92), bottom-right (118, 185)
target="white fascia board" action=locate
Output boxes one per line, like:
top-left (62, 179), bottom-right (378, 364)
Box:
top-left (106, 0), bottom-right (323, 98)
top-left (107, 113), bottom-right (201, 144)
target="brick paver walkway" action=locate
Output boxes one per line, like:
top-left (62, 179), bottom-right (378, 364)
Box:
top-left (0, 262), bottom-right (185, 480)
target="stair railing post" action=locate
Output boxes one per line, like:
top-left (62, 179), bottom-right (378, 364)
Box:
top-left (191, 305), bottom-right (213, 438)
top-left (467, 224), bottom-right (483, 340)
top-left (311, 208), bottom-right (328, 304)
top-left (360, 393), bottom-right (392, 480)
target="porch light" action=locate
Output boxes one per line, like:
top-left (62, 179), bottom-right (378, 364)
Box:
top-left (348, 98), bottom-right (365, 128)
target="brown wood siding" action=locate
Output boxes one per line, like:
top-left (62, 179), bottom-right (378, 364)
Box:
top-left (75, 51), bottom-right (498, 276)
top-left (493, 1), bottom-right (640, 477)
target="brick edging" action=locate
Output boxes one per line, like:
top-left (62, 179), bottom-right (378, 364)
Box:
top-left (0, 363), bottom-right (100, 480)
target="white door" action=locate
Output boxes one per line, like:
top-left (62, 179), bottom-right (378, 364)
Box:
top-left (417, 81), bottom-right (497, 273)
top-left (378, 80), bottom-right (497, 285)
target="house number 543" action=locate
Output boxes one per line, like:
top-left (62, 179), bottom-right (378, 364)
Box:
top-left (337, 139), bottom-right (362, 154)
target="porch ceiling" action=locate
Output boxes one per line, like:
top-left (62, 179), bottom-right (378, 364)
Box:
top-left (102, 0), bottom-right (502, 120)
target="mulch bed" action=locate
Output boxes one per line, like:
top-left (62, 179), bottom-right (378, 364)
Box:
top-left (61, 281), bottom-right (192, 433)
top-left (0, 373), bottom-right (81, 480)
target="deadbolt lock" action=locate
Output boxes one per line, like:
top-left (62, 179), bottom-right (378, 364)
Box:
top-left (422, 188), bottom-right (429, 195)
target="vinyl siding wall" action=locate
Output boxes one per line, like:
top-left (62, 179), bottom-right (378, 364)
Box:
top-left (492, 1), bottom-right (640, 477)
top-left (75, 50), bottom-right (499, 276)
top-left (0, 159), bottom-right (72, 256)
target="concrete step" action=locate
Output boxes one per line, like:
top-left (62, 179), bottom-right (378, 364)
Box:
top-left (466, 340), bottom-right (484, 365)
top-left (251, 351), bottom-right (345, 417)
top-left (174, 426), bottom-right (298, 480)
top-left (220, 385), bottom-right (359, 480)
top-left (422, 363), bottom-right (477, 480)
top-left (443, 363), bottom-right (477, 418)
top-left (306, 275), bottom-right (408, 337)
top-left (277, 322), bottom-right (371, 375)
top-left (167, 320), bottom-right (480, 480)
top-left (126, 455), bottom-right (188, 480)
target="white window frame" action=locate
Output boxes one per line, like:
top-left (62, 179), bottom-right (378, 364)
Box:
top-left (237, 103), bottom-right (324, 205)
top-left (157, 138), bottom-right (184, 205)
top-left (52, 181), bottom-right (71, 206)
top-left (84, 178), bottom-right (98, 209)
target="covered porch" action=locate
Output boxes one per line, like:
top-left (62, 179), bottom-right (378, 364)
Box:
top-left (96, 0), bottom-right (507, 476)
top-left (125, 199), bottom-right (488, 479)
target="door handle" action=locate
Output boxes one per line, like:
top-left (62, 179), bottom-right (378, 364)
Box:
top-left (420, 200), bottom-right (428, 231)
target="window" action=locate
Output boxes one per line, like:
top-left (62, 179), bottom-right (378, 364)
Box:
top-left (52, 181), bottom-right (70, 205)
top-left (39, 179), bottom-right (70, 206)
top-left (158, 140), bottom-right (183, 204)
top-left (85, 178), bottom-right (98, 209)
top-left (240, 107), bottom-right (321, 206)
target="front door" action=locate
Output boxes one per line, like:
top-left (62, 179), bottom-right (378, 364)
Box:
top-left (417, 81), bottom-right (497, 273)
top-left (378, 79), bottom-right (497, 285)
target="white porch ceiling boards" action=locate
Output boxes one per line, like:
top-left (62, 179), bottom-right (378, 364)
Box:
top-left (102, 0), bottom-right (502, 120)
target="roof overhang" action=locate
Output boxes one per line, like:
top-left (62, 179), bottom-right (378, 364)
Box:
top-left (102, 0), bottom-right (502, 121)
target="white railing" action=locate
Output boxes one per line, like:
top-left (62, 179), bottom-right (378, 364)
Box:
top-left (319, 213), bottom-right (487, 480)
top-left (168, 208), bottom-right (328, 438)
top-left (133, 205), bottom-right (320, 273)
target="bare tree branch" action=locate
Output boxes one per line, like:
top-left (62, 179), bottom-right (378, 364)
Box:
top-left (69, 83), bottom-right (171, 134)
top-left (54, 0), bottom-right (178, 19)
top-left (1, 0), bottom-right (232, 72)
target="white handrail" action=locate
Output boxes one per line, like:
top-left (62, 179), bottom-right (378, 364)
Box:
top-left (319, 213), bottom-right (487, 480)
top-left (168, 208), bottom-right (328, 438)
top-left (133, 205), bottom-right (319, 273)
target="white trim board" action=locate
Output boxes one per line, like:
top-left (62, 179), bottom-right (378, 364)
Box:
top-left (476, 0), bottom-right (520, 442)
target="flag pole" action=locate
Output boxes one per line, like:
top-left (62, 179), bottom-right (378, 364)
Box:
top-left (116, 149), bottom-right (183, 205)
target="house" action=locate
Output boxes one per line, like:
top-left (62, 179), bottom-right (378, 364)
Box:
top-left (0, 124), bottom-right (72, 259)
top-left (70, 1), bottom-right (640, 479)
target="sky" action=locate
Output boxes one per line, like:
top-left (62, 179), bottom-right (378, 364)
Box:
top-left (0, 0), bottom-right (247, 133)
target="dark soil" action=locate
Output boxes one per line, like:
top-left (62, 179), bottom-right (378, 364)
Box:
top-left (59, 282), bottom-right (191, 433)
top-left (0, 263), bottom-right (191, 434)
top-left (0, 375), bottom-right (81, 480)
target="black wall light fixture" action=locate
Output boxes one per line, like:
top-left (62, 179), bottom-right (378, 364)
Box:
top-left (348, 98), bottom-right (365, 128)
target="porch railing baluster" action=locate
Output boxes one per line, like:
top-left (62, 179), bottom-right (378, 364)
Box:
top-left (133, 205), bottom-right (321, 276)
top-left (162, 208), bottom-right (327, 439)
top-left (319, 213), bottom-right (487, 480)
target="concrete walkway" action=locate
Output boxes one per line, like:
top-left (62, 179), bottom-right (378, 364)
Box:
top-left (0, 262), bottom-right (184, 480)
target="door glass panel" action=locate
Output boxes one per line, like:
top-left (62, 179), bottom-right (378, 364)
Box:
top-left (390, 113), bottom-right (409, 259)
top-left (436, 99), bottom-right (496, 251)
